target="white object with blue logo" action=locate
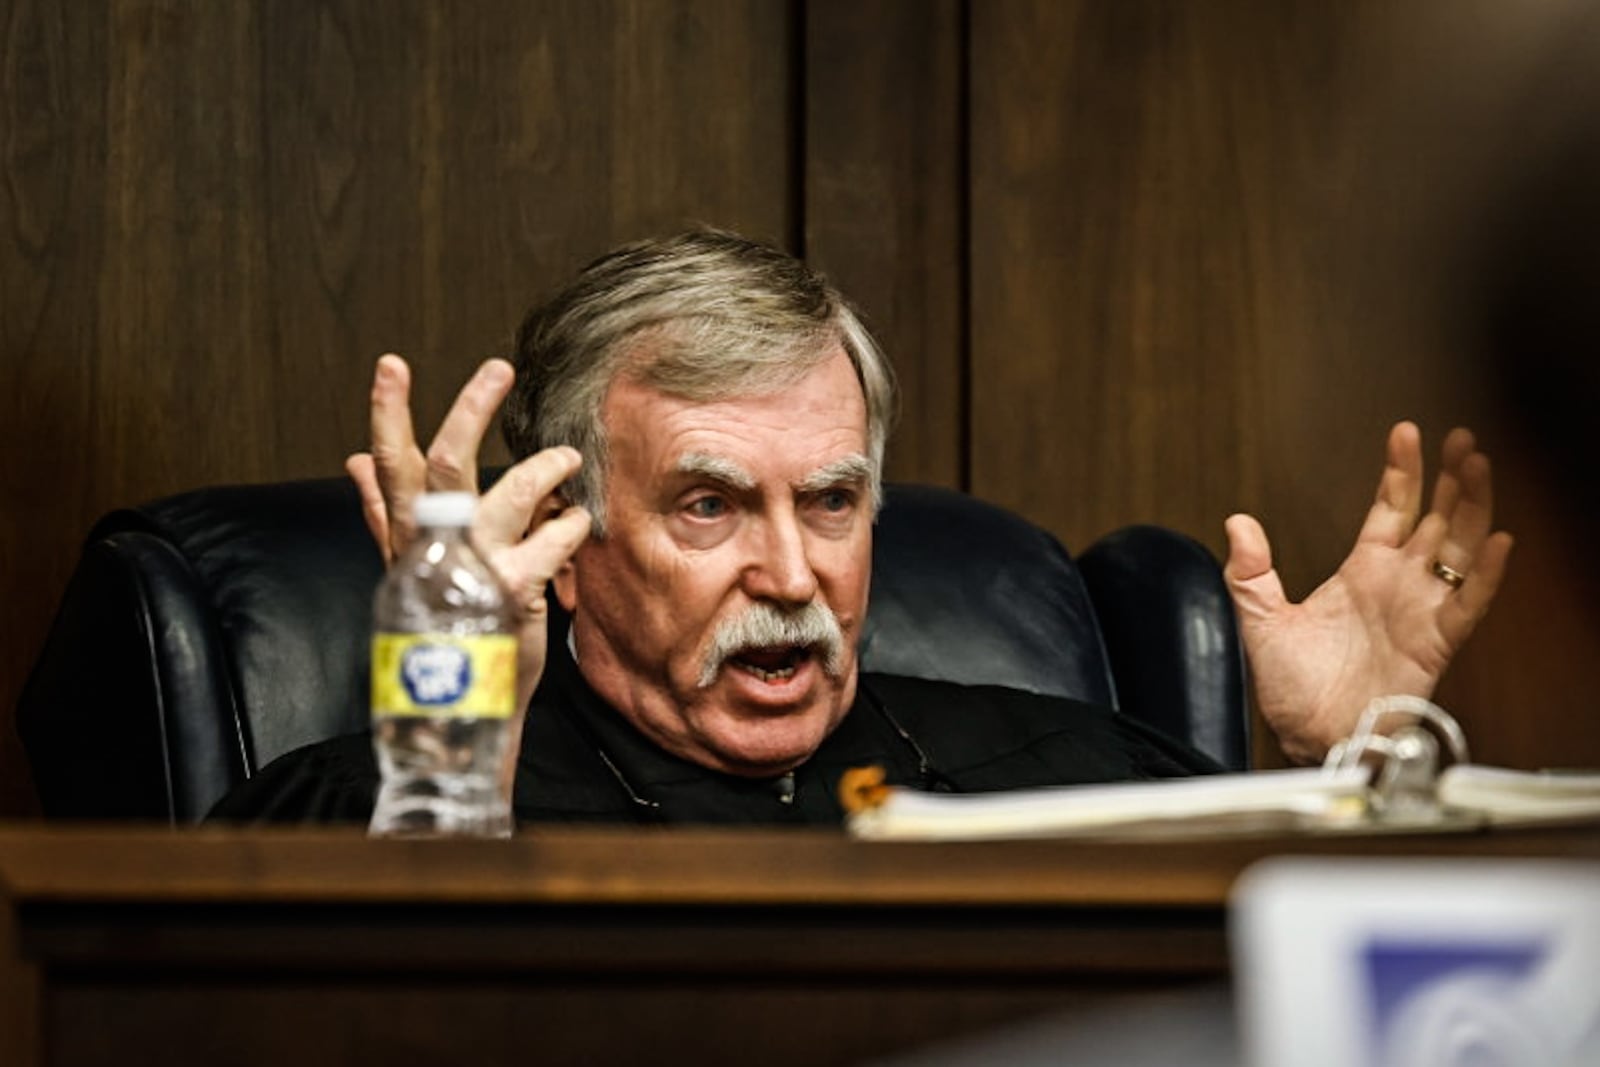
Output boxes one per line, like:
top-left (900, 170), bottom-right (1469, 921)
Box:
top-left (369, 491), bottom-right (520, 837)
top-left (1232, 856), bottom-right (1600, 1067)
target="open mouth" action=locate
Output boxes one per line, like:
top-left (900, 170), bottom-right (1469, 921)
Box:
top-left (728, 644), bottom-right (812, 683)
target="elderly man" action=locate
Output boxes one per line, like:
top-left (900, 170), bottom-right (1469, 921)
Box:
top-left (213, 229), bottom-right (1511, 824)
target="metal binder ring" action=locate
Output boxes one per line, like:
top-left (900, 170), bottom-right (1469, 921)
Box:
top-left (1430, 559), bottom-right (1466, 589)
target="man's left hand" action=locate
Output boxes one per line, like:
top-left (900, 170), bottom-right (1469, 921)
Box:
top-left (1224, 421), bottom-right (1514, 763)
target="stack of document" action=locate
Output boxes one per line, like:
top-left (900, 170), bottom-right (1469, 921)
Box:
top-left (842, 764), bottom-right (1600, 841)
top-left (844, 766), bottom-right (1373, 841)
top-left (1437, 764), bottom-right (1600, 824)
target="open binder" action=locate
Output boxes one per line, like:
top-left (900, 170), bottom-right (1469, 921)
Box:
top-left (842, 695), bottom-right (1600, 841)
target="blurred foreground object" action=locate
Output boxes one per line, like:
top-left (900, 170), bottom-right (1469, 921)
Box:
top-left (368, 492), bottom-right (518, 838)
top-left (1233, 857), bottom-right (1600, 1067)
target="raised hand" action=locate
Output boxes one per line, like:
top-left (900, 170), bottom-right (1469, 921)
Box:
top-left (346, 354), bottom-right (592, 718)
top-left (1224, 422), bottom-right (1514, 763)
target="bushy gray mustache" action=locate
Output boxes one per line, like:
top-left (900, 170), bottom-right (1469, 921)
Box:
top-left (697, 601), bottom-right (846, 688)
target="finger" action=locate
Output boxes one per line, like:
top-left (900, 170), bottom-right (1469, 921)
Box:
top-left (1438, 531), bottom-right (1514, 647)
top-left (1426, 427), bottom-right (1476, 520)
top-left (425, 358), bottom-right (515, 493)
top-left (1356, 421), bottom-right (1425, 547)
top-left (1435, 450), bottom-right (1495, 574)
top-left (496, 507), bottom-right (594, 611)
top-left (369, 354), bottom-right (424, 555)
top-left (1402, 511), bottom-right (1449, 564)
top-left (1223, 513), bottom-right (1290, 620)
top-left (475, 446), bottom-right (585, 550)
top-left (345, 452), bottom-right (393, 564)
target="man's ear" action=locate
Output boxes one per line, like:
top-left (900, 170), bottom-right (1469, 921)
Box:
top-left (552, 556), bottom-right (579, 613)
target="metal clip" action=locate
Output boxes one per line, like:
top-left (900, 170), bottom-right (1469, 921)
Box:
top-left (1323, 696), bottom-right (1471, 820)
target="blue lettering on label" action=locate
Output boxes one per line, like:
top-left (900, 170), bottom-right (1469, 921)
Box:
top-left (400, 643), bottom-right (472, 705)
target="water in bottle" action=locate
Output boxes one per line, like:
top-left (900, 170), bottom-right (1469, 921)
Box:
top-left (369, 491), bottom-right (519, 837)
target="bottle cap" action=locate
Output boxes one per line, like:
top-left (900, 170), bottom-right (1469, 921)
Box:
top-left (413, 492), bottom-right (476, 527)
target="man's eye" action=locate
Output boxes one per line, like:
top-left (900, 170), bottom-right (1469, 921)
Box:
top-left (817, 489), bottom-right (854, 513)
top-left (686, 496), bottom-right (729, 519)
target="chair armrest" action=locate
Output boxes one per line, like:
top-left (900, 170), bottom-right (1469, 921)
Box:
top-left (20, 477), bottom-right (380, 823)
top-left (18, 528), bottom-right (246, 822)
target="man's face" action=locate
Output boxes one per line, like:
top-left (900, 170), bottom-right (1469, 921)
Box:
top-left (553, 346), bottom-right (873, 776)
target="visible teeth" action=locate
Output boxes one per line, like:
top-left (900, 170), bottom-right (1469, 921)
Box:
top-left (734, 662), bottom-right (797, 682)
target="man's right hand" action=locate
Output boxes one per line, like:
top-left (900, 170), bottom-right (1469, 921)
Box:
top-left (345, 354), bottom-right (593, 719)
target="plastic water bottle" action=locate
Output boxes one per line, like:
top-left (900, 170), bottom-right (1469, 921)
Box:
top-left (368, 491), bottom-right (518, 837)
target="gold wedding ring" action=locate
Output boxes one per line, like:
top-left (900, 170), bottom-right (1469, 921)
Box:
top-left (1430, 559), bottom-right (1467, 590)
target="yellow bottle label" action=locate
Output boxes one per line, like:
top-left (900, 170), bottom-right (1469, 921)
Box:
top-left (371, 633), bottom-right (517, 719)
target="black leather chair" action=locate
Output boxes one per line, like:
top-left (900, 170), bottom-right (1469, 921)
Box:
top-left (19, 479), bottom-right (1249, 823)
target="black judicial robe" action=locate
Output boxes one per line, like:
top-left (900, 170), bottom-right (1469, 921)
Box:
top-left (209, 644), bottom-right (1221, 827)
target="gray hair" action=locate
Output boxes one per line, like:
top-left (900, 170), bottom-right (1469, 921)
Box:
top-left (500, 229), bottom-right (896, 534)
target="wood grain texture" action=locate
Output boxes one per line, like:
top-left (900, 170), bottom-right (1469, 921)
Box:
top-left (971, 1), bottom-right (1267, 547)
top-left (968, 0), bottom-right (1600, 768)
top-left (805, 0), bottom-right (965, 488)
top-left (2, 825), bottom-right (1592, 903)
top-left (0, 0), bottom-right (796, 815)
top-left (35, 986), bottom-right (1105, 1067)
top-left (3, 824), bottom-right (1596, 1066)
top-left (1, 0), bottom-right (114, 815)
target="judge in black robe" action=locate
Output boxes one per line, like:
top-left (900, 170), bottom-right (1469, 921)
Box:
top-left (210, 634), bottom-right (1218, 827)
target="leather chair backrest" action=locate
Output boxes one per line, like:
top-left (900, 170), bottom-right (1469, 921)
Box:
top-left (19, 479), bottom-right (1248, 822)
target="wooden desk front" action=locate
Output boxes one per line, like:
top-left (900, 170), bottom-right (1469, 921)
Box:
top-left (2, 825), bottom-right (1595, 1066)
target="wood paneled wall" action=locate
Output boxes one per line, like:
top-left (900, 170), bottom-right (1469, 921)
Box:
top-left (4, 0), bottom-right (1598, 814)
top-left (962, 0), bottom-right (1600, 768)
top-left (0, 0), bottom-right (800, 814)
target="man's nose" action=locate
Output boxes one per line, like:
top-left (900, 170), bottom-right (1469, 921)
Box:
top-left (742, 512), bottom-right (820, 607)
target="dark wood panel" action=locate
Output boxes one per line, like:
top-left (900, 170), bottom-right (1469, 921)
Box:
top-left (605, 1), bottom-right (795, 245)
top-left (969, 0), bottom-right (1600, 768)
top-left (1, 0), bottom-right (115, 816)
top-left (805, 0), bottom-right (965, 488)
top-left (252, 0), bottom-right (798, 467)
top-left (1420, 2), bottom-right (1600, 774)
top-left (971, 0), bottom-right (1289, 556)
top-left (256, 0), bottom-right (433, 474)
top-left (5, 825), bottom-right (1593, 1066)
top-left (41, 984), bottom-right (1105, 1067)
top-left (3, 825), bottom-right (1591, 903)
top-left (0, 1), bottom-right (797, 815)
